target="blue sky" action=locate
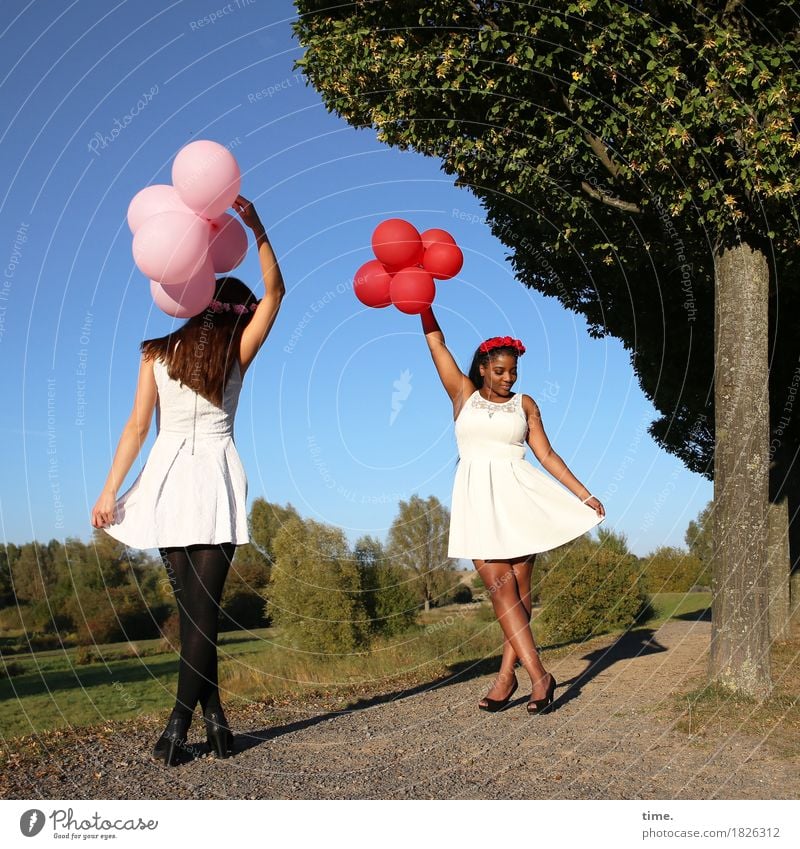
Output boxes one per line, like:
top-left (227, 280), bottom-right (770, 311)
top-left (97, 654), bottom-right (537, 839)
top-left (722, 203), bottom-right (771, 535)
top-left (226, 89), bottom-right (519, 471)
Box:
top-left (0, 0), bottom-right (711, 560)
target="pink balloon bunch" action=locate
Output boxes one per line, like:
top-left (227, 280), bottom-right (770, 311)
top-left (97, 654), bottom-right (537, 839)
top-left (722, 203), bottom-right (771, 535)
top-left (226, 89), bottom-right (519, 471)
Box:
top-left (128, 140), bottom-right (246, 318)
top-left (353, 219), bottom-right (463, 314)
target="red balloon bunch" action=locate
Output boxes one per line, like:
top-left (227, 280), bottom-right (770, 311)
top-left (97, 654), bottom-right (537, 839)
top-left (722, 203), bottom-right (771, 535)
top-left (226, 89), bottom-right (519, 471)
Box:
top-left (354, 219), bottom-right (463, 314)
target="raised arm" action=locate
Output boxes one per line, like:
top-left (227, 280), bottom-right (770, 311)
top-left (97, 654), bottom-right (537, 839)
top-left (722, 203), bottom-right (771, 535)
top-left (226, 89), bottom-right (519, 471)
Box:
top-left (420, 306), bottom-right (474, 413)
top-left (91, 353), bottom-right (157, 528)
top-left (233, 196), bottom-right (286, 376)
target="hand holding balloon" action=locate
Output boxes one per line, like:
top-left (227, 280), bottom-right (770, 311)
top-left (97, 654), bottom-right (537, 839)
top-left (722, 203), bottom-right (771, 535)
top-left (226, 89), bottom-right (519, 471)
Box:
top-left (231, 194), bottom-right (263, 232)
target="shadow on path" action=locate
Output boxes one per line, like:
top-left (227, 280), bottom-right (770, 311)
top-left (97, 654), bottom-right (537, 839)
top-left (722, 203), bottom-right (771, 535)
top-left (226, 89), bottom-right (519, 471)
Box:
top-left (231, 627), bottom-right (671, 755)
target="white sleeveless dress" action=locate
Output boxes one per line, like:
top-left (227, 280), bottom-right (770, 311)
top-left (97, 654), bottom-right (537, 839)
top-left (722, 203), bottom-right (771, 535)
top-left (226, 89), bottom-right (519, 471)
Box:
top-left (447, 390), bottom-right (604, 560)
top-left (104, 348), bottom-right (249, 549)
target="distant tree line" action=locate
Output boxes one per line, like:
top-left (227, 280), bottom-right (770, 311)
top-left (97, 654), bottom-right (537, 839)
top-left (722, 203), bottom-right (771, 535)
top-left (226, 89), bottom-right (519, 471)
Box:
top-left (0, 494), bottom-right (467, 653)
top-left (0, 494), bottom-right (713, 654)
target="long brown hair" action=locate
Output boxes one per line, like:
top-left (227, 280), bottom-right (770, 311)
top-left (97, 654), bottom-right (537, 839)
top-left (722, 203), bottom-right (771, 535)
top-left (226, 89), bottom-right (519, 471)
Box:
top-left (141, 276), bottom-right (258, 408)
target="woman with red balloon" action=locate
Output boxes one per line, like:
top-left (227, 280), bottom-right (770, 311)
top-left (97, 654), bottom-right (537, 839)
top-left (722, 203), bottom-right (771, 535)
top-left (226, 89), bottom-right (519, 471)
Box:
top-left (420, 308), bottom-right (606, 715)
top-left (354, 216), bottom-right (605, 714)
top-left (92, 170), bottom-right (286, 765)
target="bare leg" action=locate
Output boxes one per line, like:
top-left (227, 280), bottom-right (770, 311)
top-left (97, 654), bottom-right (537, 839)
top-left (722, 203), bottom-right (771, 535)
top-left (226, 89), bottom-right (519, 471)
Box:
top-left (475, 556), bottom-right (552, 701)
top-left (478, 554), bottom-right (536, 705)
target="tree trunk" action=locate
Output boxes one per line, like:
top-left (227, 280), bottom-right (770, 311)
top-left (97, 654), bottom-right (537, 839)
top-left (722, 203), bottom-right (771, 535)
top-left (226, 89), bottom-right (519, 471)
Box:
top-left (709, 241), bottom-right (772, 700)
top-left (767, 449), bottom-right (791, 641)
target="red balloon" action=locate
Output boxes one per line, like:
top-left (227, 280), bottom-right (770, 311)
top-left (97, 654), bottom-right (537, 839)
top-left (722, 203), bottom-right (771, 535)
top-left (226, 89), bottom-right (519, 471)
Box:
top-left (422, 241), bottom-right (464, 279)
top-left (420, 228), bottom-right (457, 251)
top-left (390, 266), bottom-right (436, 314)
top-left (381, 262), bottom-right (410, 275)
top-left (372, 218), bottom-right (423, 269)
top-left (354, 259), bottom-right (392, 308)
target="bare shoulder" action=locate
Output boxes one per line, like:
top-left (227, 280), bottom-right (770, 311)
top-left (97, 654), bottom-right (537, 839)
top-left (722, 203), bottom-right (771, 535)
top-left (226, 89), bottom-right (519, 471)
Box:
top-left (520, 393), bottom-right (541, 419)
top-left (140, 351), bottom-right (157, 370)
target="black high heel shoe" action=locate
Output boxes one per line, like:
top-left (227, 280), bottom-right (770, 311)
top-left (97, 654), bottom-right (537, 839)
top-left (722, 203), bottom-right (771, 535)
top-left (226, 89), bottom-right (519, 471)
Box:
top-left (478, 674), bottom-right (519, 713)
top-left (204, 708), bottom-right (234, 758)
top-left (527, 672), bottom-right (557, 715)
top-left (152, 712), bottom-right (192, 766)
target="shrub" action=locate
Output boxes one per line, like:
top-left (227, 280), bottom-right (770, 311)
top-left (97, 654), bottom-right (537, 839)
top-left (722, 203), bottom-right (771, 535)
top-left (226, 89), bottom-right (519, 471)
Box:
top-left (74, 645), bottom-right (98, 665)
top-left (266, 516), bottom-right (370, 653)
top-left (371, 564), bottom-right (419, 636)
top-left (440, 583), bottom-right (474, 605)
top-left (220, 587), bottom-right (269, 631)
top-left (0, 660), bottom-right (25, 678)
top-left (640, 546), bottom-right (707, 593)
top-left (159, 610), bottom-right (181, 647)
top-left (70, 587), bottom-right (162, 645)
top-left (538, 545), bottom-right (650, 643)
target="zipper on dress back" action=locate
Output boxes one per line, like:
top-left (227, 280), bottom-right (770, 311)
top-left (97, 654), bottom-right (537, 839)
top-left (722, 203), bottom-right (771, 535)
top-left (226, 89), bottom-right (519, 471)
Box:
top-left (191, 393), bottom-right (197, 455)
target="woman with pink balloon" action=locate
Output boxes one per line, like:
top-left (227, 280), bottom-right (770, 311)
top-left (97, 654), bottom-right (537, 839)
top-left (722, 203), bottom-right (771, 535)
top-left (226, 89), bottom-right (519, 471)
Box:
top-left (356, 217), bottom-right (605, 715)
top-left (91, 140), bottom-right (286, 766)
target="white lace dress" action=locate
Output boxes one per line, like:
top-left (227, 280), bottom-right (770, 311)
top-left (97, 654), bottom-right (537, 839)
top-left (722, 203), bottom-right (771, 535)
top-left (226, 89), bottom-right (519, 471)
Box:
top-left (447, 390), bottom-right (604, 560)
top-left (104, 347), bottom-right (249, 549)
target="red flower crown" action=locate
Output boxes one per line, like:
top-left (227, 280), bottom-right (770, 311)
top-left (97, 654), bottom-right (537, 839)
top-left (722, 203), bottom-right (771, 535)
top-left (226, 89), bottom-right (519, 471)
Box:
top-left (478, 336), bottom-right (526, 356)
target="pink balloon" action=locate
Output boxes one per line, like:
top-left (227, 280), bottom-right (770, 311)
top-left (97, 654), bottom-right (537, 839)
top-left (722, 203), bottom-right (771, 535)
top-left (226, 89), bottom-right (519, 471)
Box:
top-left (132, 210), bottom-right (210, 285)
top-left (150, 257), bottom-right (216, 318)
top-left (420, 228), bottom-right (457, 251)
top-left (207, 213), bottom-right (248, 273)
top-left (127, 185), bottom-right (194, 234)
top-left (372, 218), bottom-right (423, 269)
top-left (354, 259), bottom-right (392, 308)
top-left (390, 266), bottom-right (436, 314)
top-left (172, 140), bottom-right (241, 220)
top-left (422, 241), bottom-right (464, 280)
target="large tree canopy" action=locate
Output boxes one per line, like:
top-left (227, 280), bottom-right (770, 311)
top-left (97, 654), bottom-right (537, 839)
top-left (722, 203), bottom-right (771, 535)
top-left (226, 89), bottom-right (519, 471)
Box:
top-left (292, 0), bottom-right (800, 478)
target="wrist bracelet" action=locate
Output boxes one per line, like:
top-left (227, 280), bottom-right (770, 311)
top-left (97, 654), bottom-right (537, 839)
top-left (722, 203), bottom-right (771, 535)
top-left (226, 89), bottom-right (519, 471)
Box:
top-left (581, 494), bottom-right (594, 503)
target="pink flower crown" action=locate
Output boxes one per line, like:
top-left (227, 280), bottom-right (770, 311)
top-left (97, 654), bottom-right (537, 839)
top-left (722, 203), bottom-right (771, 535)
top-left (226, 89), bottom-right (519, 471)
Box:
top-left (208, 299), bottom-right (259, 315)
top-left (478, 335), bottom-right (526, 356)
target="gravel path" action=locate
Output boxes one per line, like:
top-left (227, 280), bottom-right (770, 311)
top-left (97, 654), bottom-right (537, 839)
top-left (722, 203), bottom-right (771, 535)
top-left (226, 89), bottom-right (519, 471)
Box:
top-left (3, 617), bottom-right (797, 799)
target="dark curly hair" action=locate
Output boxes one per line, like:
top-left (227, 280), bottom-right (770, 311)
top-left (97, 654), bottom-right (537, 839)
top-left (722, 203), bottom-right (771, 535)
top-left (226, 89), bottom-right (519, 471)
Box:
top-left (467, 345), bottom-right (520, 389)
top-left (140, 276), bottom-right (258, 407)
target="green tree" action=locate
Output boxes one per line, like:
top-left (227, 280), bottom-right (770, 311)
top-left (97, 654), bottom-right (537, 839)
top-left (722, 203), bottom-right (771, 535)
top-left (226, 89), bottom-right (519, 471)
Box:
top-left (291, 0), bottom-right (800, 698)
top-left (249, 498), bottom-right (302, 565)
top-left (221, 543), bottom-right (272, 630)
top-left (596, 527), bottom-right (631, 557)
top-left (9, 542), bottom-right (59, 604)
top-left (266, 515), bottom-right (370, 652)
top-left (685, 501), bottom-right (713, 586)
top-left (0, 545), bottom-right (15, 607)
top-left (354, 534), bottom-right (418, 636)
top-left (641, 545), bottom-right (707, 594)
top-left (386, 494), bottom-right (454, 611)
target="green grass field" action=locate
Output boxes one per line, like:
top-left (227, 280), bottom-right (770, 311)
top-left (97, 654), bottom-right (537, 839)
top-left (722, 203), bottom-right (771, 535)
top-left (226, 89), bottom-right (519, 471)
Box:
top-left (0, 592), bottom-right (711, 741)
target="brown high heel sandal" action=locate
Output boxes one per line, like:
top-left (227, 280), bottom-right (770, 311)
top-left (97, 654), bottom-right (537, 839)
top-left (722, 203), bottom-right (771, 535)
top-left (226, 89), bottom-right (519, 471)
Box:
top-left (527, 672), bottom-right (556, 714)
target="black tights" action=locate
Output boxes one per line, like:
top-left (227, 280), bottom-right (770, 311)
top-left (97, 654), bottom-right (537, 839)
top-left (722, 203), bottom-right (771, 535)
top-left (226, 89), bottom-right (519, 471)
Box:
top-left (158, 543), bottom-right (234, 721)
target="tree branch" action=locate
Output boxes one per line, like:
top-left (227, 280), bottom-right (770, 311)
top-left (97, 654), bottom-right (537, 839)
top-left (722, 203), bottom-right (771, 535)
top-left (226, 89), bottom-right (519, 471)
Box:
top-left (580, 181), bottom-right (642, 213)
top-left (560, 92), bottom-right (621, 180)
